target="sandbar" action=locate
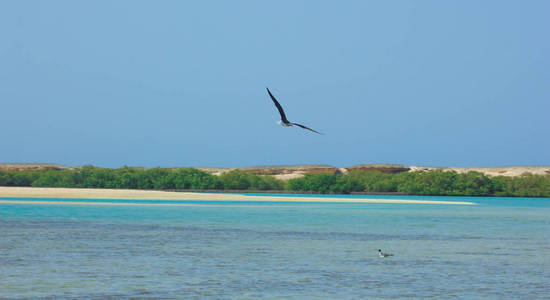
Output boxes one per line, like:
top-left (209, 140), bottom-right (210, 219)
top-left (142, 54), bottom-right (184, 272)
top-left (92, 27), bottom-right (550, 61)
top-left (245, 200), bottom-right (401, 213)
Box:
top-left (0, 187), bottom-right (477, 205)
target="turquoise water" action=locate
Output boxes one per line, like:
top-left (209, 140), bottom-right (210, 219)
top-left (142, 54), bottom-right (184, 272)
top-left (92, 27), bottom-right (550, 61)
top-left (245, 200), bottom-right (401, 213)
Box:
top-left (1, 195), bottom-right (549, 299)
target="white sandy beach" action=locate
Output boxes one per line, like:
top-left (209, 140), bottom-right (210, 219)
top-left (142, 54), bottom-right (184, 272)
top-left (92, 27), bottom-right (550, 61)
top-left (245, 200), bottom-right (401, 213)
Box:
top-left (0, 187), bottom-right (476, 205)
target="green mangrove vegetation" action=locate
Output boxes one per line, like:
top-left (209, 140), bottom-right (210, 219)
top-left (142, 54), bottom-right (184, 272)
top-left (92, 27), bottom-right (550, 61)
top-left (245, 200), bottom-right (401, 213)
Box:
top-left (1, 166), bottom-right (549, 197)
top-left (287, 170), bottom-right (550, 197)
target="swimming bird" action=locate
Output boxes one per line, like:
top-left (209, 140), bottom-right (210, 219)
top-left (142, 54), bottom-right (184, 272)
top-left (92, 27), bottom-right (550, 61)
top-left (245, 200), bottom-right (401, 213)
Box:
top-left (378, 249), bottom-right (393, 257)
top-left (266, 87), bottom-right (322, 134)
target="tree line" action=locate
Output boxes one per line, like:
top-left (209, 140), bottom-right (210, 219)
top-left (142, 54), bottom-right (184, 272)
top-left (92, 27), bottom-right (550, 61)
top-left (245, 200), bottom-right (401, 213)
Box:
top-left (0, 166), bottom-right (283, 191)
top-left (288, 169), bottom-right (550, 197)
top-left (1, 166), bottom-right (549, 197)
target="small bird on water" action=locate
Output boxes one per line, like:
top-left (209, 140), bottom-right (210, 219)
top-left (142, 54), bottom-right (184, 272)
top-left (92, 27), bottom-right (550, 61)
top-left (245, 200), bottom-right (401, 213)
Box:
top-left (378, 249), bottom-right (393, 257)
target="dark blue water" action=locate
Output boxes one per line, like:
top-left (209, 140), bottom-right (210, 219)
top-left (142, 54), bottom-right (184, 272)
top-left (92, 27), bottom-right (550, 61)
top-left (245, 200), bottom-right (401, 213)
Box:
top-left (1, 195), bottom-right (549, 299)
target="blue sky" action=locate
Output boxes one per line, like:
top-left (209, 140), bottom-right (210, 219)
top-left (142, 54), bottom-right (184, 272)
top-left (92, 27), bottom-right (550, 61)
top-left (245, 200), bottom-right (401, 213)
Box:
top-left (1, 1), bottom-right (549, 168)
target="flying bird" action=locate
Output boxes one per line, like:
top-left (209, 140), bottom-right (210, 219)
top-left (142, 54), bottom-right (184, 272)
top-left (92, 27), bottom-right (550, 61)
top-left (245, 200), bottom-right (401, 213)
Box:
top-left (266, 87), bottom-right (323, 135)
top-left (378, 249), bottom-right (394, 258)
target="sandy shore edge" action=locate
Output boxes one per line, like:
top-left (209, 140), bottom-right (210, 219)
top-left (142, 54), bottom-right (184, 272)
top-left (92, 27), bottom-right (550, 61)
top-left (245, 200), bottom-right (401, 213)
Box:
top-left (0, 187), bottom-right (476, 205)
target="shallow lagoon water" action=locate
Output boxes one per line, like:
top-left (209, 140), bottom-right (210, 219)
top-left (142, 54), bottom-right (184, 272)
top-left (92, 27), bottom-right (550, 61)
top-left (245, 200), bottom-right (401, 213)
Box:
top-left (1, 195), bottom-right (549, 299)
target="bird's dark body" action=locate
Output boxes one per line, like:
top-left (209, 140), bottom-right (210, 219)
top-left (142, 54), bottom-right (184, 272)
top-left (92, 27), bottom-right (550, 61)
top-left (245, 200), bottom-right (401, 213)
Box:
top-left (266, 87), bottom-right (322, 134)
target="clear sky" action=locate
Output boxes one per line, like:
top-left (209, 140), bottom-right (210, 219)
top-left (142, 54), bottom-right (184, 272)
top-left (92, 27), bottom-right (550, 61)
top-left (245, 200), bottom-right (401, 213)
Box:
top-left (1, 1), bottom-right (549, 168)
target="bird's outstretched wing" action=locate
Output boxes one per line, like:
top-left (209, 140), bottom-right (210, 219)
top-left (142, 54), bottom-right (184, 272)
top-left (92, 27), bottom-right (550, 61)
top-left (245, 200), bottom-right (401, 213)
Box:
top-left (266, 87), bottom-right (289, 123)
top-left (290, 122), bottom-right (323, 135)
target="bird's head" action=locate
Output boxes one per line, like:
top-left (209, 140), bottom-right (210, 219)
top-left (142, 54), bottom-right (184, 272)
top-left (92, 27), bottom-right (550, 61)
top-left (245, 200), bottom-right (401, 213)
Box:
top-left (277, 120), bottom-right (283, 126)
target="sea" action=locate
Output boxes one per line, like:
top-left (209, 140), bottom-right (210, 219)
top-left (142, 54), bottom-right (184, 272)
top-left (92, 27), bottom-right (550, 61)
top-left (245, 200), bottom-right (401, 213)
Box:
top-left (1, 194), bottom-right (549, 299)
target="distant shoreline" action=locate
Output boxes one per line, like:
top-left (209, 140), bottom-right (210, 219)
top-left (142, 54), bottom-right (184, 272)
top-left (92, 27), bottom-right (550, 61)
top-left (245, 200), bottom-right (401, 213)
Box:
top-left (0, 187), bottom-right (476, 205)
top-left (2, 165), bottom-right (549, 198)
top-left (162, 189), bottom-right (547, 198)
top-left (2, 163), bottom-right (550, 179)
top-left (164, 189), bottom-right (408, 195)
